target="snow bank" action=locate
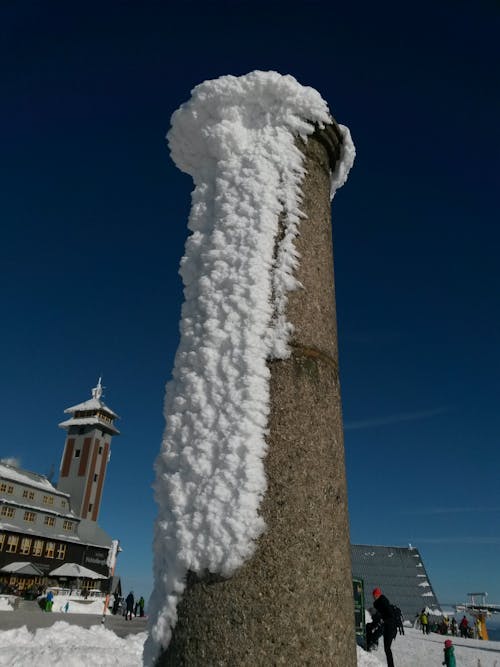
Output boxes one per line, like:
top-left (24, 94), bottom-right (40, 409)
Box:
top-left (0, 623), bottom-right (498, 667)
top-left (0, 595), bottom-right (15, 611)
top-left (0, 621), bottom-right (145, 667)
top-left (52, 597), bottom-right (111, 615)
top-left (146, 70), bottom-right (354, 664)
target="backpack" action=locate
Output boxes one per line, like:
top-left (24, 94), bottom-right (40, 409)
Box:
top-left (392, 605), bottom-right (402, 622)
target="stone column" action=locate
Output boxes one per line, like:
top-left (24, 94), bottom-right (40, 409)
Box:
top-left (157, 120), bottom-right (356, 667)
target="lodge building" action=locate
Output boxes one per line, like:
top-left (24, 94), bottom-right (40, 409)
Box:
top-left (0, 380), bottom-right (120, 594)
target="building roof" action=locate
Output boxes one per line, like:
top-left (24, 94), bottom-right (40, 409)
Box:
top-left (0, 463), bottom-right (69, 497)
top-left (59, 378), bottom-right (120, 433)
top-left (48, 562), bottom-right (107, 579)
top-left (0, 561), bottom-right (45, 575)
top-left (351, 543), bottom-right (441, 621)
top-left (0, 498), bottom-right (77, 520)
top-left (62, 378), bottom-right (119, 419)
top-left (0, 516), bottom-right (112, 549)
top-left (77, 518), bottom-right (113, 548)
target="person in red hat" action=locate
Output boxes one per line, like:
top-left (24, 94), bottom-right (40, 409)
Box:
top-left (442, 638), bottom-right (456, 666)
top-left (372, 587), bottom-right (397, 667)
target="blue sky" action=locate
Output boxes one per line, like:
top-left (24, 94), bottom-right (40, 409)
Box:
top-left (1, 0), bottom-right (499, 607)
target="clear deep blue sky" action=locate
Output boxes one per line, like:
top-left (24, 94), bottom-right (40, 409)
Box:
top-left (1, 0), bottom-right (499, 606)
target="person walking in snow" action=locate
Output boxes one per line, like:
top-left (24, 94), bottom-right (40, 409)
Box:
top-left (373, 587), bottom-right (397, 667)
top-left (125, 591), bottom-right (134, 620)
top-left (459, 615), bottom-right (468, 638)
top-left (138, 596), bottom-right (145, 617)
top-left (45, 589), bottom-right (54, 612)
top-left (442, 638), bottom-right (456, 666)
top-left (420, 609), bottom-right (429, 635)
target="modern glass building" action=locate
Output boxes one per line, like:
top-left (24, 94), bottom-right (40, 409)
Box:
top-left (351, 543), bottom-right (441, 622)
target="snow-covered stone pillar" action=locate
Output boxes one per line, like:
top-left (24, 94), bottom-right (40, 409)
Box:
top-left (146, 71), bottom-right (356, 667)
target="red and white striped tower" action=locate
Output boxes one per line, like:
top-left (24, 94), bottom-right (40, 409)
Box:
top-left (57, 379), bottom-right (120, 522)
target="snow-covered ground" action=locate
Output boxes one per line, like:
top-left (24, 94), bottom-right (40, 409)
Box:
top-left (0, 622), bottom-right (498, 666)
top-left (0, 593), bottom-right (111, 615)
top-left (360, 627), bottom-right (500, 667)
top-left (0, 595), bottom-right (15, 611)
top-left (49, 596), bottom-right (111, 615)
top-left (0, 621), bottom-right (145, 667)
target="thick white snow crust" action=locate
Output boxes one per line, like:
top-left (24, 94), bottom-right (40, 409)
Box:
top-left (1, 620), bottom-right (498, 667)
top-left (146, 70), bottom-right (355, 664)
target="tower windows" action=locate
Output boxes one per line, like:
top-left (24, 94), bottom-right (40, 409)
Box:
top-left (0, 534), bottom-right (4, 550)
top-left (0, 483), bottom-right (14, 494)
top-left (23, 489), bottom-right (35, 500)
top-left (45, 542), bottom-right (55, 558)
top-left (44, 516), bottom-right (55, 527)
top-left (63, 520), bottom-right (74, 532)
top-left (94, 474), bottom-right (98, 482)
top-left (56, 543), bottom-right (67, 559)
top-left (88, 503), bottom-right (93, 512)
top-left (42, 495), bottom-right (54, 506)
top-left (23, 511), bottom-right (36, 522)
top-left (75, 449), bottom-right (81, 458)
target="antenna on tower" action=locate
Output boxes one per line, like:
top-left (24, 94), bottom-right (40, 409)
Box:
top-left (92, 377), bottom-right (104, 400)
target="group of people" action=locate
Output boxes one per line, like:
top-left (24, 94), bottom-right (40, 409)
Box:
top-left (366, 588), bottom-right (457, 667)
top-left (110, 591), bottom-right (145, 618)
top-left (458, 615), bottom-right (481, 639)
top-left (123, 591), bottom-right (145, 620)
top-left (419, 609), bottom-right (480, 640)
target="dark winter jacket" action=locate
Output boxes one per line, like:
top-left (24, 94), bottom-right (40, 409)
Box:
top-left (373, 594), bottom-right (396, 624)
top-left (126, 593), bottom-right (134, 610)
top-left (374, 594), bottom-right (397, 640)
top-left (442, 645), bottom-right (456, 667)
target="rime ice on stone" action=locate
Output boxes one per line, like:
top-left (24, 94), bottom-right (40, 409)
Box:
top-left (145, 70), bottom-right (354, 664)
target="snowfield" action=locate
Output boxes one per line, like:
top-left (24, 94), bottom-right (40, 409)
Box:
top-left (0, 623), bottom-right (498, 666)
top-left (0, 621), bottom-right (146, 667)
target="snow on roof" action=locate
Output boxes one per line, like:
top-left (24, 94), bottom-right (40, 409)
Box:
top-left (48, 563), bottom-right (106, 579)
top-left (63, 379), bottom-right (119, 418)
top-left (58, 416), bottom-right (120, 435)
top-left (146, 70), bottom-right (354, 664)
top-left (0, 463), bottom-right (65, 495)
top-left (63, 398), bottom-right (118, 418)
top-left (0, 561), bottom-right (45, 575)
top-left (0, 520), bottom-right (83, 544)
top-left (0, 498), bottom-right (77, 519)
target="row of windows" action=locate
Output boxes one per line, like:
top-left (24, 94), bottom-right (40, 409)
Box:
top-left (74, 410), bottom-right (112, 425)
top-left (74, 448), bottom-right (102, 459)
top-left (0, 534), bottom-right (67, 559)
top-left (0, 506), bottom-right (74, 531)
top-left (1, 483), bottom-right (67, 510)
